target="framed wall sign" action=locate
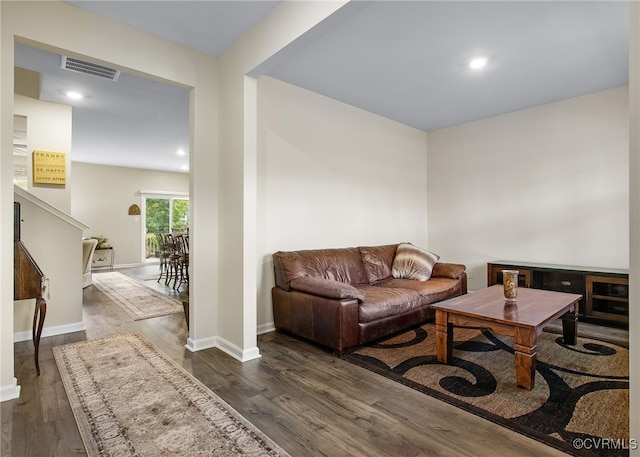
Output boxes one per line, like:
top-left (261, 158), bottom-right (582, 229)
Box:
top-left (33, 150), bottom-right (66, 185)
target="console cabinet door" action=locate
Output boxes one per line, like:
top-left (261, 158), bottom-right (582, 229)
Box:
top-left (585, 275), bottom-right (629, 324)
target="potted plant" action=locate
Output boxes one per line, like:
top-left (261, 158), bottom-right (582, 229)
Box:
top-left (91, 236), bottom-right (111, 249)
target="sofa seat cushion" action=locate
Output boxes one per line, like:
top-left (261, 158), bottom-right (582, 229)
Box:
top-left (357, 285), bottom-right (422, 323)
top-left (376, 277), bottom-right (462, 304)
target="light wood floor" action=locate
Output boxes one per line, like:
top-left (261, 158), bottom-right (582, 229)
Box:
top-left (2, 265), bottom-right (627, 457)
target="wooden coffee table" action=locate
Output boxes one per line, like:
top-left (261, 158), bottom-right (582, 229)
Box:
top-left (431, 285), bottom-right (581, 390)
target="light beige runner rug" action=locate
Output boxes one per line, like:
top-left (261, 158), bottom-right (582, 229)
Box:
top-left (92, 271), bottom-right (182, 320)
top-left (53, 333), bottom-right (290, 457)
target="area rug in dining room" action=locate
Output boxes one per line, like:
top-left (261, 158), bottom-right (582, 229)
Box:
top-left (92, 271), bottom-right (182, 320)
top-left (342, 324), bottom-right (630, 457)
top-left (53, 333), bottom-right (290, 457)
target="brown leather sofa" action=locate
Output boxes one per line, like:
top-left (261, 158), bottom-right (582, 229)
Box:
top-left (272, 243), bottom-right (467, 353)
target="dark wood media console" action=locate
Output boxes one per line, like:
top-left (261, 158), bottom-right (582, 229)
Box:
top-left (487, 261), bottom-right (629, 327)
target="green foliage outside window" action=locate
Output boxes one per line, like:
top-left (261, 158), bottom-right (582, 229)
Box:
top-left (172, 199), bottom-right (190, 231)
top-left (145, 233), bottom-right (159, 258)
top-left (145, 197), bottom-right (189, 259)
top-left (145, 198), bottom-right (170, 234)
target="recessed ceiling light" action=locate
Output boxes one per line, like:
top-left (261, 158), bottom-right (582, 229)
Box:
top-left (469, 57), bottom-right (488, 69)
top-left (177, 149), bottom-right (186, 156)
top-left (65, 91), bottom-right (83, 100)
top-left (181, 164), bottom-right (189, 171)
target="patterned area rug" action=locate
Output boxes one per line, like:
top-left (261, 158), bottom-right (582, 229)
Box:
top-left (343, 324), bottom-right (630, 457)
top-left (92, 272), bottom-right (182, 320)
top-left (53, 333), bottom-right (290, 457)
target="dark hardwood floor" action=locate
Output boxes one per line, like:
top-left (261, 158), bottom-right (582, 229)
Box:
top-left (3, 265), bottom-right (626, 457)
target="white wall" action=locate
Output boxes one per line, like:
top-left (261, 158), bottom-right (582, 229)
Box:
top-left (14, 192), bottom-right (85, 337)
top-left (256, 76), bottom-right (428, 330)
top-left (15, 94), bottom-right (72, 213)
top-left (71, 162), bottom-right (189, 266)
top-left (216, 1), bottom-right (350, 359)
top-left (12, 95), bottom-right (78, 335)
top-left (427, 86), bottom-right (629, 290)
top-left (1, 0), bottom-right (219, 398)
top-left (628, 3), bottom-right (640, 453)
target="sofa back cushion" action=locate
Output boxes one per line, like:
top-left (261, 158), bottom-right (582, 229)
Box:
top-left (273, 247), bottom-right (368, 290)
top-left (359, 244), bottom-right (398, 284)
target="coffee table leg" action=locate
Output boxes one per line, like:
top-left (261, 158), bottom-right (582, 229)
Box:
top-left (514, 328), bottom-right (537, 390)
top-left (561, 305), bottom-right (578, 346)
top-left (435, 310), bottom-right (453, 363)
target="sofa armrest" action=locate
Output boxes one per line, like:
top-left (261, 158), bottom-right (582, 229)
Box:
top-left (289, 277), bottom-right (364, 302)
top-left (272, 287), bottom-right (360, 353)
top-left (431, 263), bottom-right (466, 279)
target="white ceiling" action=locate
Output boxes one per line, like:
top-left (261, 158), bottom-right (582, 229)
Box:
top-left (14, 1), bottom-right (629, 173)
top-left (266, 1), bottom-right (629, 132)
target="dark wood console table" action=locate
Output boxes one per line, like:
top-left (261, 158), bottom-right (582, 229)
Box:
top-left (487, 261), bottom-right (629, 327)
top-left (14, 202), bottom-right (47, 375)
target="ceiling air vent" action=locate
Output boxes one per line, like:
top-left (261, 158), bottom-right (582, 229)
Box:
top-left (61, 56), bottom-right (121, 81)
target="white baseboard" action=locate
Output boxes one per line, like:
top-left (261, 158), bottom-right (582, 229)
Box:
top-left (257, 322), bottom-right (275, 335)
top-left (113, 262), bottom-right (143, 269)
top-left (217, 337), bottom-right (261, 362)
top-left (185, 335), bottom-right (261, 362)
top-left (185, 335), bottom-right (217, 352)
top-left (92, 262), bottom-right (142, 272)
top-left (14, 321), bottom-right (85, 342)
top-left (0, 378), bottom-right (21, 402)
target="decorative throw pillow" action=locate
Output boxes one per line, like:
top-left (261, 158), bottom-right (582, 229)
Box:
top-left (391, 243), bottom-right (440, 281)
